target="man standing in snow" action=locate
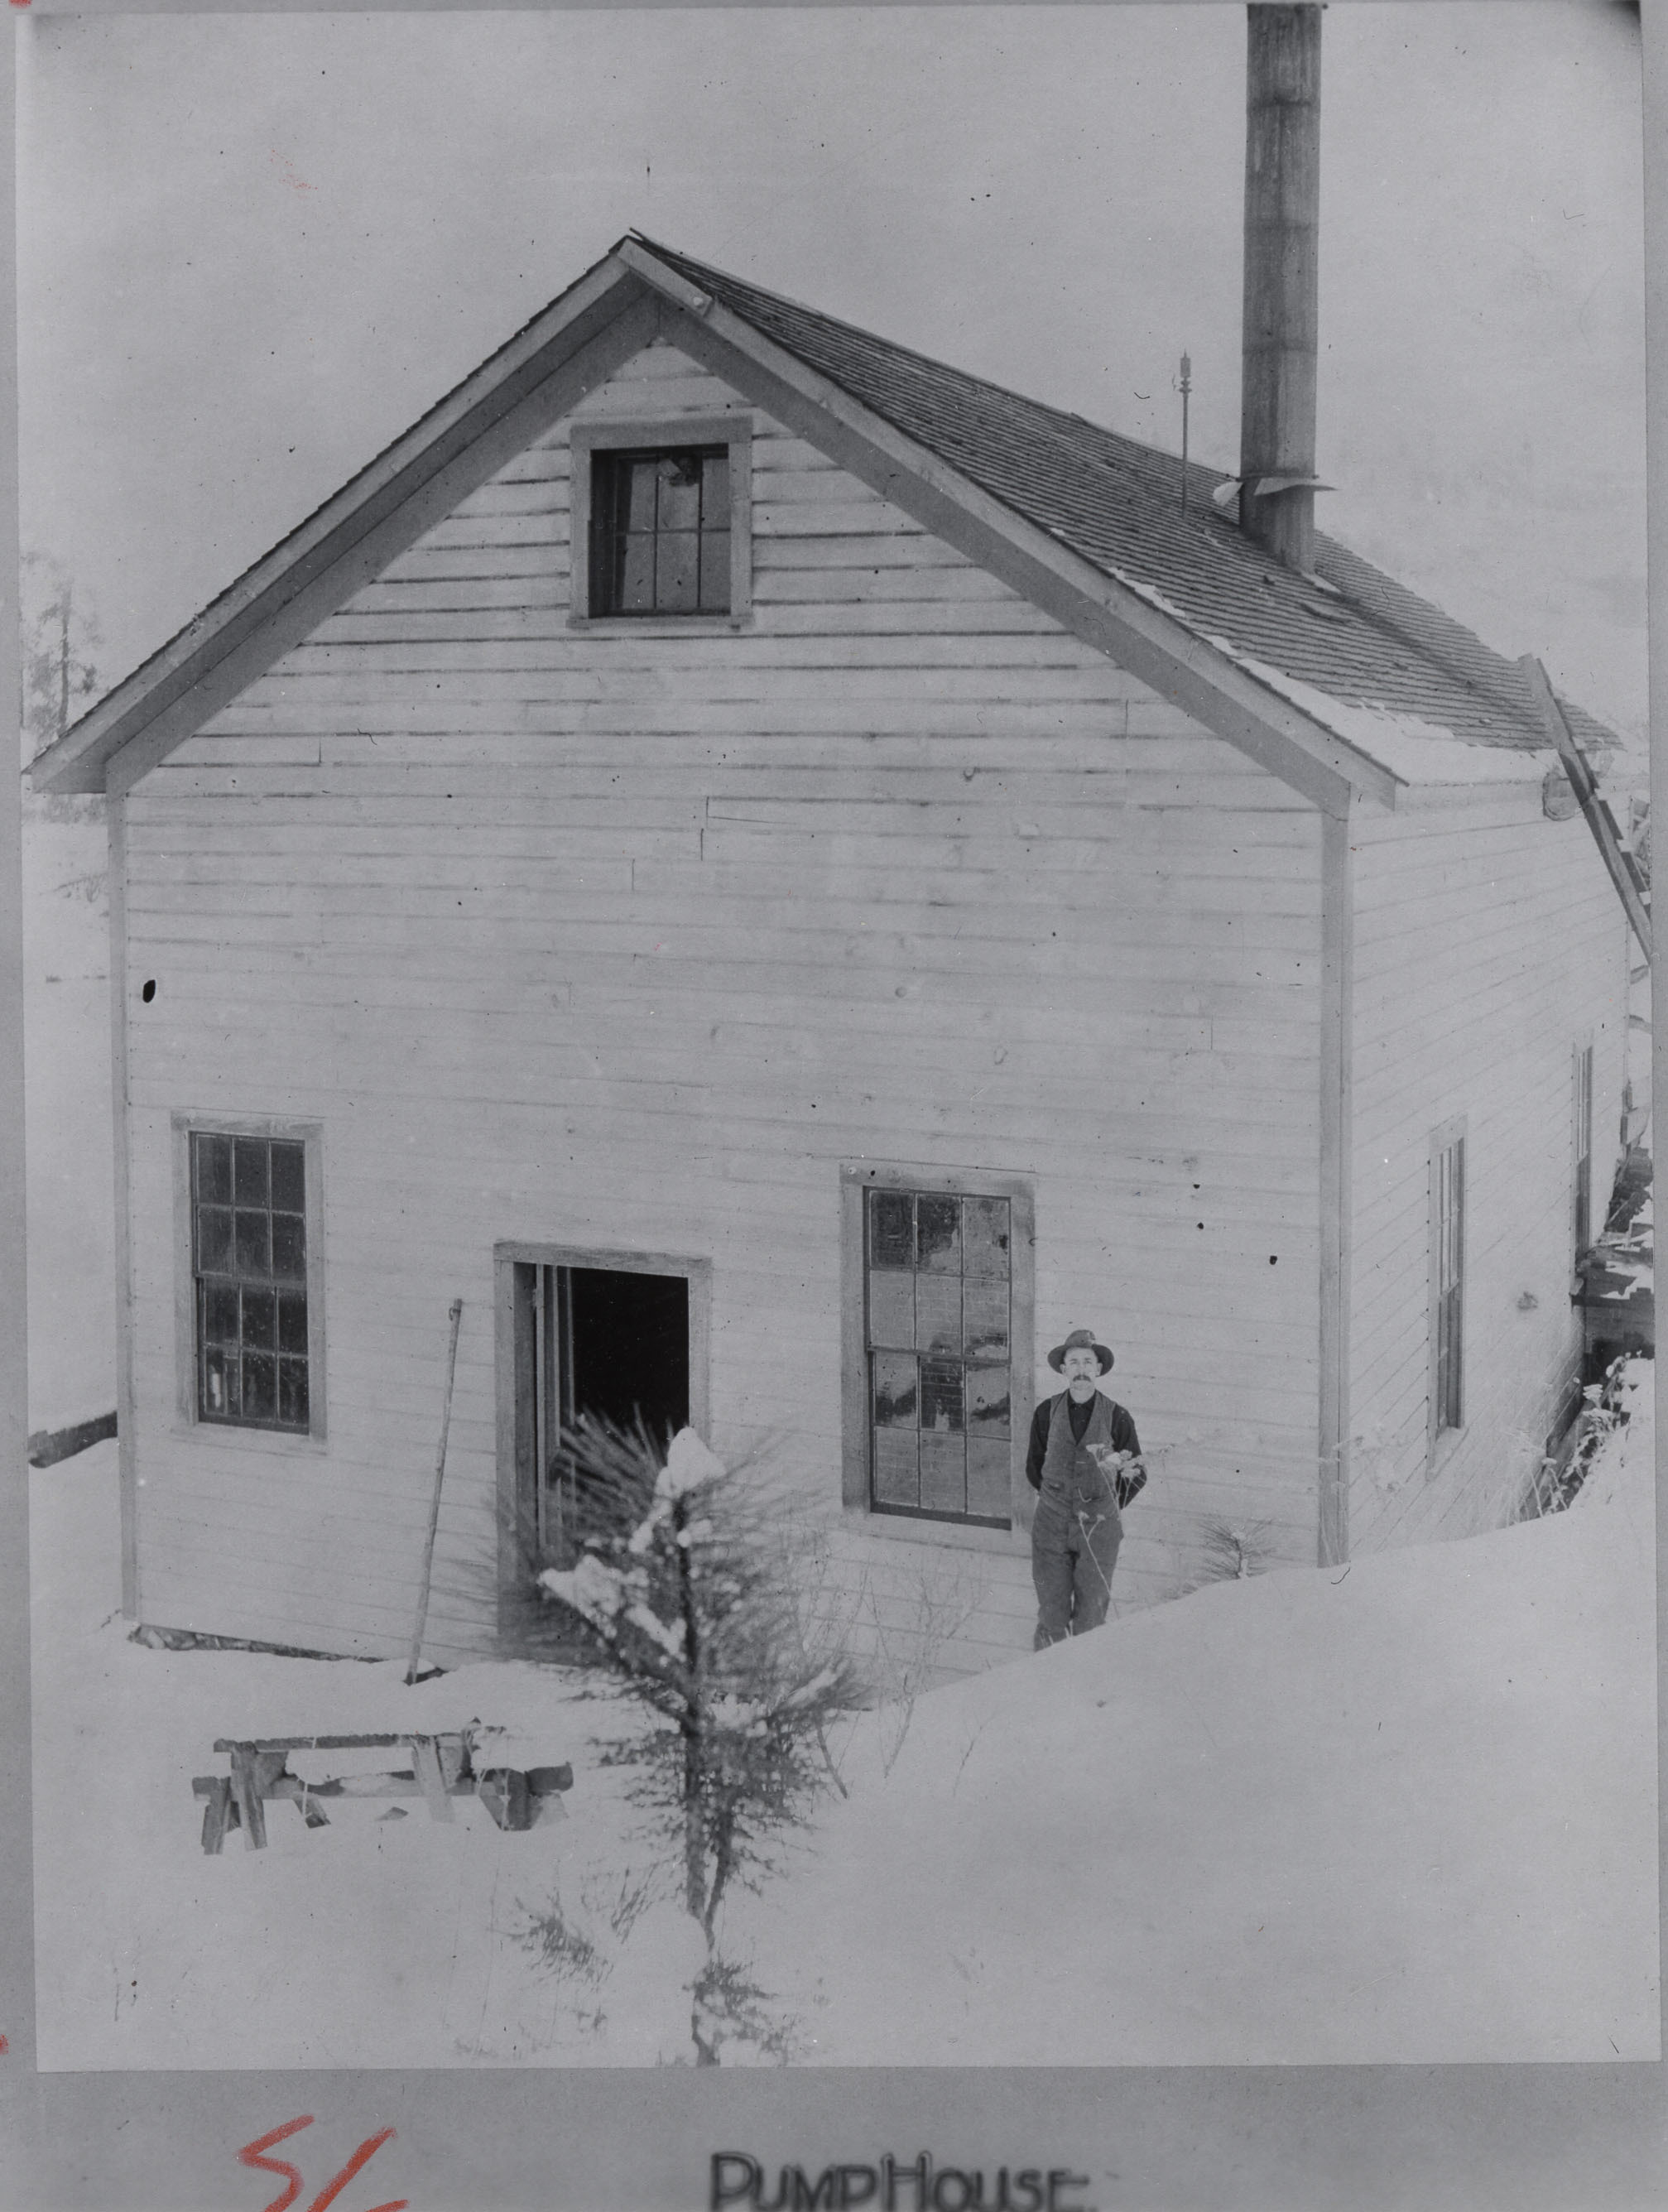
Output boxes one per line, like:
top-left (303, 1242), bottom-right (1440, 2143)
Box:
top-left (1027, 1328), bottom-right (1145, 1650)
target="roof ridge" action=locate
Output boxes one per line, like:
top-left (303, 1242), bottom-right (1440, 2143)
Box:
top-left (633, 236), bottom-right (1233, 497)
top-left (640, 238), bottom-right (1614, 755)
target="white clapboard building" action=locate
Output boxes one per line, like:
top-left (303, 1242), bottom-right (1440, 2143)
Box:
top-left (33, 230), bottom-right (1630, 1673)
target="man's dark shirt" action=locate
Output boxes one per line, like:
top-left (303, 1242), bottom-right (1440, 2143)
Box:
top-left (1026, 1391), bottom-right (1145, 1504)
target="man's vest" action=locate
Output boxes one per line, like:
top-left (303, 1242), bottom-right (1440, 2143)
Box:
top-left (1038, 1390), bottom-right (1123, 1527)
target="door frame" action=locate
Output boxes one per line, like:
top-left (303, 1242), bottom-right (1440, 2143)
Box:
top-left (492, 1241), bottom-right (713, 1624)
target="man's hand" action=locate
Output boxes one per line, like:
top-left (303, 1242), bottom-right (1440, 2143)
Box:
top-left (1089, 1444), bottom-right (1146, 1505)
top-left (1089, 1444), bottom-right (1134, 1474)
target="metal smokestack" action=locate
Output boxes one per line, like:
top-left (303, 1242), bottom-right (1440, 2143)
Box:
top-left (1239, 3), bottom-right (1322, 571)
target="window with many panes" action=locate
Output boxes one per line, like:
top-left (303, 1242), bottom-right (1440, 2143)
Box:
top-left (1432, 1126), bottom-right (1465, 1440)
top-left (864, 1185), bottom-right (1015, 1525)
top-left (589, 446), bottom-right (731, 617)
top-left (191, 1131), bottom-right (310, 1431)
top-left (1574, 1042), bottom-right (1594, 1255)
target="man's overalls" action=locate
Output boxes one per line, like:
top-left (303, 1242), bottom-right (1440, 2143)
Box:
top-left (1031, 1392), bottom-right (1123, 1649)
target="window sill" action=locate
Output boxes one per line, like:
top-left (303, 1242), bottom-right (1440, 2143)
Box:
top-left (567, 612), bottom-right (753, 636)
top-left (839, 1503), bottom-right (1028, 1555)
top-left (171, 1418), bottom-right (329, 1456)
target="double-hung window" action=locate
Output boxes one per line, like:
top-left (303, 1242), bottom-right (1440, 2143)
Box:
top-left (1431, 1122), bottom-right (1465, 1444)
top-left (842, 1166), bottom-right (1034, 1529)
top-left (569, 417), bottom-right (752, 628)
top-left (177, 1118), bottom-right (324, 1439)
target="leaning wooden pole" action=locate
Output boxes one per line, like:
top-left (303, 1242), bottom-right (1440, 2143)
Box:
top-left (1520, 656), bottom-right (1652, 964)
top-left (406, 1298), bottom-right (465, 1685)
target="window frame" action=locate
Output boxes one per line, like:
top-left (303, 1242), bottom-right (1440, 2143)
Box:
top-left (568, 416), bottom-right (753, 631)
top-left (171, 1113), bottom-right (326, 1445)
top-left (1427, 1115), bottom-right (1466, 1462)
top-left (839, 1161), bottom-right (1036, 1533)
top-left (1573, 1038), bottom-right (1595, 1258)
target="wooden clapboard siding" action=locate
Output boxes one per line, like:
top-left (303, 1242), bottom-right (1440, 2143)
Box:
top-left (1345, 788), bottom-right (1628, 1556)
top-left (121, 336), bottom-right (1326, 1672)
top-left (812, 1522), bottom-right (1036, 1676)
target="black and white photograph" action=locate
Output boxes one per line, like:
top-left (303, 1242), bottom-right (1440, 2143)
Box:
top-left (15, 0), bottom-right (1657, 2119)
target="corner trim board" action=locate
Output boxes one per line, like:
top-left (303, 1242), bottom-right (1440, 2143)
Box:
top-left (108, 798), bottom-right (139, 1616)
top-left (1318, 808), bottom-right (1353, 1565)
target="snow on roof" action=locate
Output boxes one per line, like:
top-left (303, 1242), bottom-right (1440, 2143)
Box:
top-left (1102, 566), bottom-right (1553, 787)
top-left (645, 238), bottom-right (1621, 780)
top-left (1216, 654), bottom-right (1559, 787)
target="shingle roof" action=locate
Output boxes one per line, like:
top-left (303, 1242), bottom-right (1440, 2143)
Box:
top-left (640, 237), bottom-right (1618, 762)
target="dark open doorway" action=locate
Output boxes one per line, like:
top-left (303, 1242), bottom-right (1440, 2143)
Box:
top-left (568, 1266), bottom-right (690, 1442)
top-left (510, 1258), bottom-right (692, 1567)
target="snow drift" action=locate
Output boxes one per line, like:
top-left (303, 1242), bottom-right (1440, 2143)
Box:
top-left (745, 1366), bottom-right (1659, 2064)
top-left (29, 1366), bottom-right (1657, 2067)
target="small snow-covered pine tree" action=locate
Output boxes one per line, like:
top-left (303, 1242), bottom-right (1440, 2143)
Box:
top-left (534, 1419), bottom-right (858, 2062)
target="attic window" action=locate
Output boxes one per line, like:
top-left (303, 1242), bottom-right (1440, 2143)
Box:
top-left (570, 417), bottom-right (752, 628)
top-left (590, 447), bottom-right (730, 616)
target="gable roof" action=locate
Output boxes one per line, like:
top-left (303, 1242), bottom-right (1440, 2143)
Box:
top-left (30, 233), bottom-right (1615, 802)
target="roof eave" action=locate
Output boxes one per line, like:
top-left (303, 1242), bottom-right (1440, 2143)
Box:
top-left (30, 245), bottom-right (651, 796)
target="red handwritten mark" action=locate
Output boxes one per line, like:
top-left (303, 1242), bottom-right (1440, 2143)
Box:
top-left (306, 2128), bottom-right (404, 2212)
top-left (269, 147), bottom-right (315, 195)
top-left (238, 2117), bottom-right (314, 2212)
top-left (0, 2035), bottom-right (9, 2053)
top-left (238, 2117), bottom-right (406, 2212)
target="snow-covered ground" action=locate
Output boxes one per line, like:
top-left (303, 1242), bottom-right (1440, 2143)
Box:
top-left (29, 1437), bottom-right (709, 2068)
top-left (747, 1363), bottom-right (1660, 2065)
top-left (31, 1367), bottom-right (1658, 2069)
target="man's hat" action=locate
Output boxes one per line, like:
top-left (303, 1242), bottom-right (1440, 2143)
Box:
top-left (1048, 1327), bottom-right (1114, 1374)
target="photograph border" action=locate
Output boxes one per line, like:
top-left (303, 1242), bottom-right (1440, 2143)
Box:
top-left (4, 1), bottom-right (1665, 2204)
